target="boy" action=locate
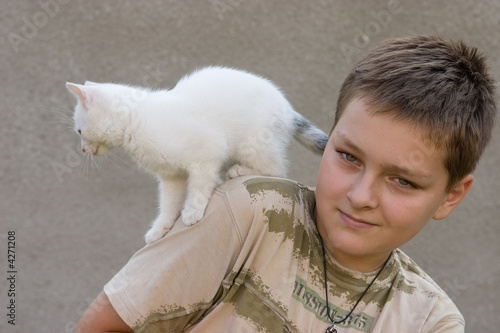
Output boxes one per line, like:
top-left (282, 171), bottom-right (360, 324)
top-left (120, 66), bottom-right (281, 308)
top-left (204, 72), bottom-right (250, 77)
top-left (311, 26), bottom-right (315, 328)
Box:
top-left (75, 35), bottom-right (496, 332)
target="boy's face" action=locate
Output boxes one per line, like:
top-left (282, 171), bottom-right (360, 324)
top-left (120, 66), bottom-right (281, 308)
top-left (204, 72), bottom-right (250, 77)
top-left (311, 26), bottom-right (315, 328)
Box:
top-left (315, 97), bottom-right (472, 272)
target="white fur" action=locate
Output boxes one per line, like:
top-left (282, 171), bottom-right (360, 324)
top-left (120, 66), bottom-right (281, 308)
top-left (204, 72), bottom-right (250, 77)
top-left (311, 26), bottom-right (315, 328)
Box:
top-left (67, 66), bottom-right (326, 243)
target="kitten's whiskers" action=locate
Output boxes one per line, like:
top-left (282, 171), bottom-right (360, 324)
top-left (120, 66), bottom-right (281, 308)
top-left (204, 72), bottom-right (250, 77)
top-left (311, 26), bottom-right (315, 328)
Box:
top-left (79, 152), bottom-right (103, 178)
top-left (51, 109), bottom-right (75, 133)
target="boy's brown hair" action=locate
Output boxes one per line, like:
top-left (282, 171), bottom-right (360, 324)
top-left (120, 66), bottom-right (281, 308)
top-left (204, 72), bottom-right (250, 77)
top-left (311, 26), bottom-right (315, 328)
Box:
top-left (334, 35), bottom-right (496, 191)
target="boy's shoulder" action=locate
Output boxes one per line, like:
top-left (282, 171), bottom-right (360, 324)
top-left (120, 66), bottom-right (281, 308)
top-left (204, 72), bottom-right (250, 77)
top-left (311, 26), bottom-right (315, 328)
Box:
top-left (368, 249), bottom-right (465, 331)
top-left (391, 249), bottom-right (464, 322)
top-left (215, 175), bottom-right (315, 203)
top-left (394, 249), bottom-right (447, 295)
top-left (213, 176), bottom-right (316, 232)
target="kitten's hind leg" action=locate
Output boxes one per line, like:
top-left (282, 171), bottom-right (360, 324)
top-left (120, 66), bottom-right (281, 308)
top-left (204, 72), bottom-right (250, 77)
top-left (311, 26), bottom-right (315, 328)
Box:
top-left (226, 164), bottom-right (260, 179)
top-left (145, 176), bottom-right (186, 244)
top-left (182, 163), bottom-right (220, 226)
top-left (236, 141), bottom-right (288, 178)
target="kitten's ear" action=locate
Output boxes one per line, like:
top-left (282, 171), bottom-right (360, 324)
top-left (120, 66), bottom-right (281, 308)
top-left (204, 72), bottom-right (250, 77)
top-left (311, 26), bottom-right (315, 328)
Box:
top-left (66, 82), bottom-right (93, 107)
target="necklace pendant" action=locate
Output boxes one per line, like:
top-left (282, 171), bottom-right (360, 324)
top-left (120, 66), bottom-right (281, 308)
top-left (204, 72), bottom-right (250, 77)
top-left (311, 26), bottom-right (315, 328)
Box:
top-left (325, 324), bottom-right (338, 333)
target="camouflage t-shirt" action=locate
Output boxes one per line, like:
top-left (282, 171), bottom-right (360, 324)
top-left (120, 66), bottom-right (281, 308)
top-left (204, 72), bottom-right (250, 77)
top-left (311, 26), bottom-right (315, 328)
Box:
top-left (104, 176), bottom-right (465, 332)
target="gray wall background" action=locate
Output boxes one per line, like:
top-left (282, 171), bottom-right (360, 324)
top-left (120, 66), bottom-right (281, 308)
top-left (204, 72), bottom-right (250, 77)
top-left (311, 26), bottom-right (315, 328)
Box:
top-left (1, 1), bottom-right (499, 332)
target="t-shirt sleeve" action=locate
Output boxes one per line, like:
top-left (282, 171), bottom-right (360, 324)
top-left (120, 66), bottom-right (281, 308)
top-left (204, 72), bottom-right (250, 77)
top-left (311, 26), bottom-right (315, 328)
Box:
top-left (427, 318), bottom-right (465, 333)
top-left (424, 296), bottom-right (465, 333)
top-left (104, 182), bottom-right (253, 331)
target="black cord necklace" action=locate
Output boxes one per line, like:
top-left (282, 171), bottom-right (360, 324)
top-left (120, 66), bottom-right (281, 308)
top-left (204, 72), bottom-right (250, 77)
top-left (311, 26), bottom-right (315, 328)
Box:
top-left (319, 236), bottom-right (391, 333)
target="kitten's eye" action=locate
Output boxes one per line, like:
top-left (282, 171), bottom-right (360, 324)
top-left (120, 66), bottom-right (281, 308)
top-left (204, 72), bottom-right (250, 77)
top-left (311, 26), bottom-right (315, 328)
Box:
top-left (77, 129), bottom-right (81, 135)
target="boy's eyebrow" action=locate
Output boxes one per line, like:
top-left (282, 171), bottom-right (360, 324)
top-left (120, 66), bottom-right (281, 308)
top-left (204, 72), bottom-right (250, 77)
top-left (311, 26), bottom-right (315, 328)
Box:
top-left (383, 164), bottom-right (432, 180)
top-left (335, 132), bottom-right (364, 156)
top-left (335, 132), bottom-right (433, 179)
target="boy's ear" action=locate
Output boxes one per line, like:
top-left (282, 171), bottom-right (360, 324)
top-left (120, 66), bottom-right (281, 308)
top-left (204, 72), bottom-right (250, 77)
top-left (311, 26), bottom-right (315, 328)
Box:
top-left (433, 174), bottom-right (474, 220)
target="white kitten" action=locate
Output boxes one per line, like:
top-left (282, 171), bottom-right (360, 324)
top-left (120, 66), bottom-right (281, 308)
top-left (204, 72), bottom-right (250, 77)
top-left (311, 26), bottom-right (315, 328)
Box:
top-left (67, 66), bottom-right (327, 243)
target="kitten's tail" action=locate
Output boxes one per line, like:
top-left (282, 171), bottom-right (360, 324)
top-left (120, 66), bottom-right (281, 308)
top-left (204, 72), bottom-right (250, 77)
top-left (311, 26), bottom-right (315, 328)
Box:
top-left (293, 114), bottom-right (329, 154)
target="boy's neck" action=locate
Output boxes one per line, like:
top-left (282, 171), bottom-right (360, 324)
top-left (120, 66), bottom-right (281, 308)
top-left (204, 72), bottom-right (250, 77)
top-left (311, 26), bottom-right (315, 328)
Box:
top-left (319, 231), bottom-right (391, 273)
top-left (327, 249), bottom-right (392, 273)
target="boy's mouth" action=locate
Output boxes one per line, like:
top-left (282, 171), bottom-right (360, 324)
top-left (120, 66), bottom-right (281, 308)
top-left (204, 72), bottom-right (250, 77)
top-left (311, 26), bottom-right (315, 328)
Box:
top-left (339, 211), bottom-right (377, 229)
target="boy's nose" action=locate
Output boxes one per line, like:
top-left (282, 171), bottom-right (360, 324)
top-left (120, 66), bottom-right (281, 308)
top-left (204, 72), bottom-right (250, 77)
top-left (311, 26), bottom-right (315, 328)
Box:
top-left (346, 172), bottom-right (379, 210)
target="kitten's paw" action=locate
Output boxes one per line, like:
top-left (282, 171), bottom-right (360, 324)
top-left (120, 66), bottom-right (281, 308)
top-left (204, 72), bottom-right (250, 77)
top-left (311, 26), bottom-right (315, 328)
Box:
top-left (181, 207), bottom-right (205, 226)
top-left (145, 225), bottom-right (171, 244)
top-left (227, 165), bottom-right (259, 179)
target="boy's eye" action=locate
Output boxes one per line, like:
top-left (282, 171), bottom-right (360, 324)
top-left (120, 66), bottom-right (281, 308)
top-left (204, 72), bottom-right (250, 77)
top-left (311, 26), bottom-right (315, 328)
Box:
top-left (342, 152), bottom-right (358, 163)
top-left (395, 178), bottom-right (417, 189)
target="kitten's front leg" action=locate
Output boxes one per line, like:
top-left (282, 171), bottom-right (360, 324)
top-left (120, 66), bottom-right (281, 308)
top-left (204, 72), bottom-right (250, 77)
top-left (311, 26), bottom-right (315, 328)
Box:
top-left (181, 164), bottom-right (219, 226)
top-left (145, 176), bottom-right (186, 244)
